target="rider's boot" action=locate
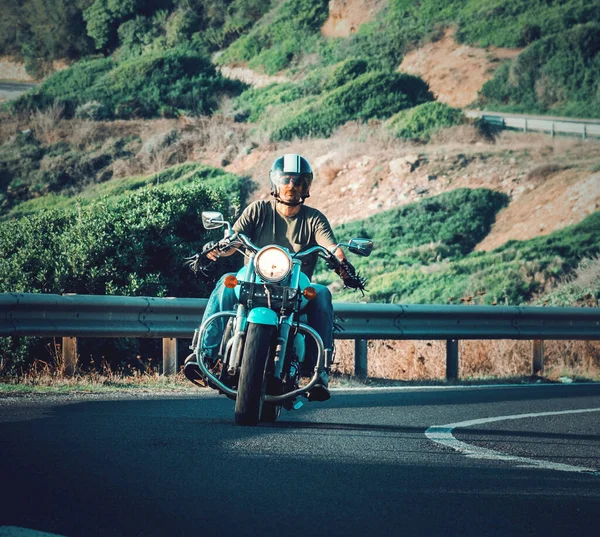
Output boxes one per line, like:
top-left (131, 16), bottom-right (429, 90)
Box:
top-left (308, 367), bottom-right (330, 402)
top-left (184, 353), bottom-right (206, 386)
top-left (184, 353), bottom-right (220, 387)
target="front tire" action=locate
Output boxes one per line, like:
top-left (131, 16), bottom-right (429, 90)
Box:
top-left (235, 323), bottom-right (273, 426)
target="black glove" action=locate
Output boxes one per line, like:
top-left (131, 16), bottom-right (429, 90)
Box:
top-left (184, 252), bottom-right (216, 280)
top-left (335, 259), bottom-right (367, 293)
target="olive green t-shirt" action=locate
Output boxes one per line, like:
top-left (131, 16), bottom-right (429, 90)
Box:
top-left (232, 200), bottom-right (337, 278)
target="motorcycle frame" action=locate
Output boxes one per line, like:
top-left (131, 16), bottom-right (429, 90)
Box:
top-left (191, 286), bottom-right (325, 403)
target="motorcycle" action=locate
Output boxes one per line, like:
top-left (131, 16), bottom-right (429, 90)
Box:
top-left (184, 210), bottom-right (372, 426)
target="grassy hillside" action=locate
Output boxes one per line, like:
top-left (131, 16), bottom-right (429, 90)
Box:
top-left (315, 191), bottom-right (600, 306)
top-left (5, 0), bottom-right (598, 126)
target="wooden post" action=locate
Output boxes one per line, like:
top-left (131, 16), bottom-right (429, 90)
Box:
top-left (551, 123), bottom-right (555, 138)
top-left (583, 125), bottom-right (587, 140)
top-left (524, 119), bottom-right (528, 133)
top-left (354, 339), bottom-right (368, 378)
top-left (446, 339), bottom-right (459, 381)
top-left (532, 340), bottom-right (544, 376)
top-left (62, 336), bottom-right (77, 376)
top-left (163, 338), bottom-right (178, 376)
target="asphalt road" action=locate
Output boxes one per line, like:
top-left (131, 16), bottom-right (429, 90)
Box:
top-left (1, 384), bottom-right (599, 537)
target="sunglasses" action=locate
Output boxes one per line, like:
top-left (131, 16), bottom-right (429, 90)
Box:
top-left (276, 174), bottom-right (308, 187)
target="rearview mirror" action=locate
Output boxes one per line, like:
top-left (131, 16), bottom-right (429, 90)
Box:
top-left (348, 238), bottom-right (373, 257)
top-left (201, 211), bottom-right (225, 230)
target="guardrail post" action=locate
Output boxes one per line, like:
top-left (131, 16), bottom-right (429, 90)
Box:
top-left (62, 337), bottom-right (77, 376)
top-left (551, 123), bottom-right (555, 138)
top-left (446, 339), bottom-right (459, 381)
top-left (524, 119), bottom-right (528, 133)
top-left (163, 338), bottom-right (178, 376)
top-left (532, 340), bottom-right (544, 376)
top-left (583, 125), bottom-right (587, 140)
top-left (354, 339), bottom-right (368, 378)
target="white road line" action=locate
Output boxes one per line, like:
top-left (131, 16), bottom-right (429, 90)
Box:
top-left (332, 382), bottom-right (600, 393)
top-left (0, 528), bottom-right (67, 537)
top-left (425, 408), bottom-right (600, 476)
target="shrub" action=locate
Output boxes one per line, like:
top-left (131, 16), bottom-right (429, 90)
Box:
top-left (318, 203), bottom-right (600, 306)
top-left (479, 23), bottom-right (600, 118)
top-left (321, 58), bottom-right (370, 91)
top-left (386, 101), bottom-right (465, 141)
top-left (217, 0), bottom-right (330, 74)
top-left (270, 72), bottom-right (434, 141)
top-left (9, 57), bottom-right (115, 118)
top-left (540, 255), bottom-right (600, 307)
top-left (10, 48), bottom-right (247, 120)
top-left (74, 101), bottom-right (111, 121)
top-left (0, 174), bottom-right (249, 372)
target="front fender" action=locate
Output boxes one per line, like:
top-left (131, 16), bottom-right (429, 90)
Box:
top-left (247, 307), bottom-right (278, 326)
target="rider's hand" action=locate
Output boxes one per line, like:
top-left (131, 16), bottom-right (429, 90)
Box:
top-left (335, 259), bottom-right (367, 292)
top-left (202, 240), bottom-right (220, 261)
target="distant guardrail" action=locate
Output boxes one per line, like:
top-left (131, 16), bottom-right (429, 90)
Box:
top-left (2, 293), bottom-right (599, 380)
top-left (466, 111), bottom-right (600, 139)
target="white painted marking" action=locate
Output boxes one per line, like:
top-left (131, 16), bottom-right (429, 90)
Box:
top-left (332, 382), bottom-right (599, 393)
top-left (426, 408), bottom-right (600, 476)
top-left (0, 527), bottom-right (67, 537)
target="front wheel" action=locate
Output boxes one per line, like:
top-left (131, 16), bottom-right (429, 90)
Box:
top-left (235, 323), bottom-right (273, 426)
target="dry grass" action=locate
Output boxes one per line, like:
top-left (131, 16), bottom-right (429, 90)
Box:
top-left (429, 124), bottom-right (496, 145)
top-left (332, 338), bottom-right (600, 381)
top-left (2, 337), bottom-right (598, 394)
top-left (0, 112), bottom-right (23, 142)
top-left (1, 342), bottom-right (194, 394)
top-left (31, 102), bottom-right (66, 143)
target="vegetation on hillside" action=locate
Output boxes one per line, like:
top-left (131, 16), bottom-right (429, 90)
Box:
top-left (8, 47), bottom-right (246, 120)
top-left (0, 167), bottom-right (247, 374)
top-left (386, 102), bottom-right (465, 141)
top-left (2, 1), bottom-right (599, 376)
top-left (314, 190), bottom-right (600, 306)
top-left (479, 23), bottom-right (600, 118)
top-left (0, 0), bottom-right (270, 78)
top-left (5, 0), bottom-right (598, 125)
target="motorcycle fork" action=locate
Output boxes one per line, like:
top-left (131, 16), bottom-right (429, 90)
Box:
top-left (226, 303), bottom-right (248, 376)
top-left (271, 259), bottom-right (303, 381)
top-left (272, 312), bottom-right (294, 381)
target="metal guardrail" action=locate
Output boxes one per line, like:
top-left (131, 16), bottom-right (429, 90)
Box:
top-left (2, 293), bottom-right (599, 379)
top-left (466, 111), bottom-right (600, 139)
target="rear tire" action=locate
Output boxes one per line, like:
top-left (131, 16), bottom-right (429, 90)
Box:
top-left (235, 323), bottom-right (273, 426)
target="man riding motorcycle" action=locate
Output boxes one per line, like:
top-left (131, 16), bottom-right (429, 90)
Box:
top-left (185, 153), bottom-right (365, 401)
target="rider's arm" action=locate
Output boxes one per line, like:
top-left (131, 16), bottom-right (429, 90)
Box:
top-left (206, 201), bottom-right (263, 261)
top-left (325, 244), bottom-right (347, 263)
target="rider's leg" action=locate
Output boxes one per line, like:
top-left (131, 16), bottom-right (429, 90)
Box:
top-left (200, 273), bottom-right (238, 361)
top-left (185, 273), bottom-right (237, 382)
top-left (303, 284), bottom-right (333, 401)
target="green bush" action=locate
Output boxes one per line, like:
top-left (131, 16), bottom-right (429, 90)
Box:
top-left (217, 0), bottom-right (329, 74)
top-left (0, 0), bottom-right (95, 79)
top-left (270, 72), bottom-right (433, 141)
top-left (316, 197), bottom-right (600, 306)
top-left (10, 48), bottom-right (247, 120)
top-left (386, 102), bottom-right (465, 141)
top-left (232, 82), bottom-right (310, 123)
top-left (479, 23), bottom-right (600, 117)
top-left (0, 174), bottom-right (250, 373)
top-left (0, 181), bottom-right (239, 373)
top-left (3, 161), bottom-right (250, 220)
top-left (9, 57), bottom-right (115, 117)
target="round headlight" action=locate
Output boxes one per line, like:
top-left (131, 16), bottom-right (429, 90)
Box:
top-left (255, 246), bottom-right (292, 283)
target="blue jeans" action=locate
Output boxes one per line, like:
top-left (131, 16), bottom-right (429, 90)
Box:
top-left (201, 273), bottom-right (334, 369)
